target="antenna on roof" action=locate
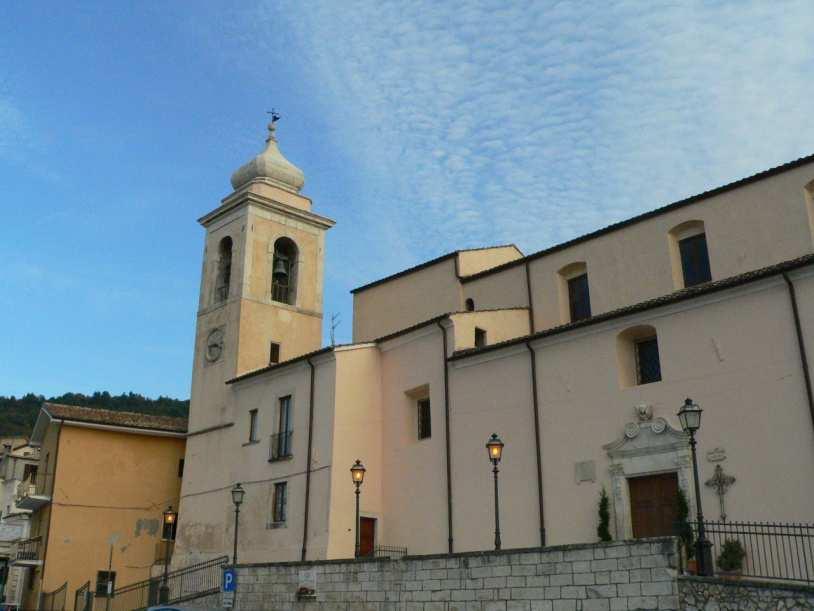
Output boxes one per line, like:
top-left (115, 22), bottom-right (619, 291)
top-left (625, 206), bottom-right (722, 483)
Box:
top-left (330, 312), bottom-right (341, 347)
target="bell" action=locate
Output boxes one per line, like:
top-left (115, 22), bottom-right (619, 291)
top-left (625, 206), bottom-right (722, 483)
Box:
top-left (273, 258), bottom-right (288, 278)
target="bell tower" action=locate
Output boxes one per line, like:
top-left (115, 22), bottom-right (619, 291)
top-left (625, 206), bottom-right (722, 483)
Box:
top-left (188, 118), bottom-right (335, 432)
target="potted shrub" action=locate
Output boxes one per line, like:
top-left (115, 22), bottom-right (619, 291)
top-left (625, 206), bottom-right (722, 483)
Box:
top-left (673, 489), bottom-right (696, 574)
top-left (717, 539), bottom-right (746, 579)
top-left (597, 488), bottom-right (612, 542)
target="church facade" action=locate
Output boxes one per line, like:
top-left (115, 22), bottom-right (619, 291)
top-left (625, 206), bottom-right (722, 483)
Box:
top-left (174, 122), bottom-right (814, 566)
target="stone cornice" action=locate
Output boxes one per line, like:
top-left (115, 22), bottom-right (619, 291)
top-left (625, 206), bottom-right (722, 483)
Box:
top-left (198, 189), bottom-right (335, 230)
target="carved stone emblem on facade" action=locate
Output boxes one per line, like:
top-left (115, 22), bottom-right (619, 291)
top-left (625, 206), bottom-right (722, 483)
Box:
top-left (705, 464), bottom-right (736, 522)
top-left (205, 328), bottom-right (225, 363)
top-left (634, 403), bottom-right (653, 422)
top-left (624, 422), bottom-right (640, 439)
top-left (706, 447), bottom-right (727, 462)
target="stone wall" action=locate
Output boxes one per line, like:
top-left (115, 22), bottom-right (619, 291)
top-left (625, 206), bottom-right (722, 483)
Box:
top-left (678, 575), bottom-right (814, 610)
top-left (233, 538), bottom-right (679, 611)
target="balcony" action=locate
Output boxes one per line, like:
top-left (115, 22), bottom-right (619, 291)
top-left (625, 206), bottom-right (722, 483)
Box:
top-left (15, 473), bottom-right (50, 511)
top-left (11, 536), bottom-right (42, 566)
top-left (269, 431), bottom-right (293, 462)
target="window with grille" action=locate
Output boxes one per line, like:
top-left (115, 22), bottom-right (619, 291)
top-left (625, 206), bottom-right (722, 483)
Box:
top-left (214, 236), bottom-right (233, 303)
top-left (95, 571), bottom-right (116, 597)
top-left (635, 337), bottom-right (662, 385)
top-left (567, 273), bottom-right (591, 322)
top-left (678, 233), bottom-right (711, 287)
top-left (270, 396), bottom-right (293, 461)
top-left (474, 327), bottom-right (487, 348)
top-left (417, 398), bottom-right (431, 440)
top-left (272, 482), bottom-right (287, 524)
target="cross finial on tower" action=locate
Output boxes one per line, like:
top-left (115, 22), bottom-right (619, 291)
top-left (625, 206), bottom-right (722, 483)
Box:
top-left (266, 109), bottom-right (281, 142)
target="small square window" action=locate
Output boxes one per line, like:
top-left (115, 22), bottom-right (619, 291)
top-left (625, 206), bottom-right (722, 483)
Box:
top-left (269, 342), bottom-right (281, 364)
top-left (635, 337), bottom-right (662, 385)
top-left (474, 327), bottom-right (487, 348)
top-left (417, 398), bottom-right (432, 440)
top-left (272, 482), bottom-right (287, 524)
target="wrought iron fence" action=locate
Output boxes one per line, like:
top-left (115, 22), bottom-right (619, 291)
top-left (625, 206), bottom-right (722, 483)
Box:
top-left (14, 536), bottom-right (41, 562)
top-left (269, 431), bottom-right (293, 461)
top-left (691, 520), bottom-right (814, 583)
top-left (40, 581), bottom-right (66, 611)
top-left (73, 580), bottom-right (91, 611)
top-left (106, 555), bottom-right (227, 611)
top-left (370, 545), bottom-right (407, 559)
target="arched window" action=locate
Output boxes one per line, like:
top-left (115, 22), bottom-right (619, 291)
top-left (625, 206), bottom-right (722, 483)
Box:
top-left (668, 221), bottom-right (711, 289)
top-left (616, 325), bottom-right (662, 388)
top-left (271, 237), bottom-right (298, 305)
top-left (465, 298), bottom-right (475, 312)
top-left (214, 236), bottom-right (233, 303)
top-left (558, 262), bottom-right (590, 323)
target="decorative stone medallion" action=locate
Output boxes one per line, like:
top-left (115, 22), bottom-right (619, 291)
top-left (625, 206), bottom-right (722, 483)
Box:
top-left (205, 328), bottom-right (225, 363)
top-left (706, 447), bottom-right (727, 462)
top-left (624, 422), bottom-right (640, 439)
top-left (634, 403), bottom-right (653, 422)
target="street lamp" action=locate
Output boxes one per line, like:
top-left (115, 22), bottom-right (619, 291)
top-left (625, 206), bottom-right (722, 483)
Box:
top-left (678, 398), bottom-right (713, 576)
top-left (485, 433), bottom-right (504, 550)
top-left (159, 505), bottom-right (177, 603)
top-left (350, 460), bottom-right (366, 558)
top-left (231, 483), bottom-right (245, 567)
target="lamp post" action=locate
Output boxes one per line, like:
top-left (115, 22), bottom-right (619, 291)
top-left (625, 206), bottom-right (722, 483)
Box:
top-left (350, 460), bottom-right (366, 558)
top-left (231, 483), bottom-right (245, 566)
top-left (159, 506), bottom-right (177, 603)
top-left (678, 398), bottom-right (713, 576)
top-left (486, 434), bottom-right (505, 551)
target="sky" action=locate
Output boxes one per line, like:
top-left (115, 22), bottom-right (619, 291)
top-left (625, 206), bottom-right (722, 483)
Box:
top-left (1, 1), bottom-right (813, 399)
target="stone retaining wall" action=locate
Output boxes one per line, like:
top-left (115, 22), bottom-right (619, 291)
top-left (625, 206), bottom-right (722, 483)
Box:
top-left (233, 538), bottom-right (679, 611)
top-left (678, 575), bottom-right (814, 610)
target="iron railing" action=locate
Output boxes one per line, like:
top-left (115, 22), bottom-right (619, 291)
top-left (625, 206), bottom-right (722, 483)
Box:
top-left (367, 545), bottom-right (407, 559)
top-left (40, 581), bottom-right (66, 611)
top-left (691, 520), bottom-right (814, 583)
top-left (73, 580), bottom-right (91, 611)
top-left (106, 555), bottom-right (227, 611)
top-left (14, 536), bottom-right (41, 562)
top-left (269, 431), bottom-right (293, 461)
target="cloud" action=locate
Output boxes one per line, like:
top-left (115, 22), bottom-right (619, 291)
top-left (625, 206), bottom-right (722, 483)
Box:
top-left (234, 1), bottom-right (814, 289)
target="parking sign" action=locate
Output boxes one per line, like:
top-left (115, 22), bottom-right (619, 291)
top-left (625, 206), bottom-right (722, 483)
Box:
top-left (222, 568), bottom-right (236, 608)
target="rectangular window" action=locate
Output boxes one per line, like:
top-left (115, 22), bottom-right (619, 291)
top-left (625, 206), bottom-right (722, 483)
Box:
top-left (568, 273), bottom-right (591, 322)
top-left (417, 398), bottom-right (432, 440)
top-left (474, 327), bottom-right (487, 348)
top-left (95, 571), bottom-right (116, 597)
top-left (679, 233), bottom-right (712, 287)
top-left (248, 409), bottom-right (259, 443)
top-left (269, 342), bottom-right (280, 364)
top-left (22, 464), bottom-right (37, 482)
top-left (270, 396), bottom-right (293, 461)
top-left (272, 482), bottom-right (287, 523)
top-left (635, 337), bottom-right (662, 385)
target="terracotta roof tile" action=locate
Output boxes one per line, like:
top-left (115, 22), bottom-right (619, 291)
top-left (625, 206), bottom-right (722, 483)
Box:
top-left (43, 403), bottom-right (187, 433)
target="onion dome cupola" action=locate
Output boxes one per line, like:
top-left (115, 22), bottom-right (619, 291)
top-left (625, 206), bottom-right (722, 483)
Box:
top-left (230, 115), bottom-right (305, 193)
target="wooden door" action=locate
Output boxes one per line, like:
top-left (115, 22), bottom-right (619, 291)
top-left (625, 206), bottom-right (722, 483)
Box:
top-left (629, 473), bottom-right (679, 538)
top-left (359, 517), bottom-right (376, 557)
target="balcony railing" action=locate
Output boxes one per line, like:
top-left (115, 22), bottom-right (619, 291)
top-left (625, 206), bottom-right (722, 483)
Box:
top-left (269, 431), bottom-right (293, 462)
top-left (13, 536), bottom-right (42, 565)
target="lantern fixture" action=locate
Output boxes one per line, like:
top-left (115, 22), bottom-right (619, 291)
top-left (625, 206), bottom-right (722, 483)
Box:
top-left (678, 397), bottom-right (702, 434)
top-left (486, 433), bottom-right (504, 465)
top-left (231, 482), bottom-right (245, 508)
top-left (350, 459), bottom-right (366, 488)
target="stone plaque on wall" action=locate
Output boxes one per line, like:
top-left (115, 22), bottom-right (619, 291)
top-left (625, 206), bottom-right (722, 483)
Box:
top-left (575, 460), bottom-right (596, 483)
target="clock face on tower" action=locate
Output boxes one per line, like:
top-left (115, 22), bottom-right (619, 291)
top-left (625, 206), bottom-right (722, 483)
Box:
top-left (205, 328), bottom-right (225, 363)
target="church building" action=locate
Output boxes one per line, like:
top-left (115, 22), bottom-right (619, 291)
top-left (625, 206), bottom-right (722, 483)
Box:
top-left (174, 120), bottom-right (814, 566)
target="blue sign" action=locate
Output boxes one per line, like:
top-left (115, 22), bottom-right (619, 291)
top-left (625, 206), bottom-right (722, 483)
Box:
top-left (223, 567), bottom-right (236, 592)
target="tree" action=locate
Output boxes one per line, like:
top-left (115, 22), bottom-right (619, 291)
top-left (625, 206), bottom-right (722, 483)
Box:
top-left (597, 487), bottom-right (612, 542)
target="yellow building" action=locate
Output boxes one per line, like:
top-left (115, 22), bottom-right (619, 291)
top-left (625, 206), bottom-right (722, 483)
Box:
top-left (13, 403), bottom-right (186, 611)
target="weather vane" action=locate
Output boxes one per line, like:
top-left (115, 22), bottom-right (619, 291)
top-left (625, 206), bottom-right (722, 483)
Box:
top-left (267, 109), bottom-right (281, 123)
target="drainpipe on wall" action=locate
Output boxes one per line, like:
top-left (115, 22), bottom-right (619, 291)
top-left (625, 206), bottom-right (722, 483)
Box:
top-left (525, 261), bottom-right (536, 334)
top-left (436, 321), bottom-right (454, 554)
top-left (525, 342), bottom-right (546, 547)
top-left (782, 273), bottom-right (814, 433)
top-left (301, 358), bottom-right (317, 561)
